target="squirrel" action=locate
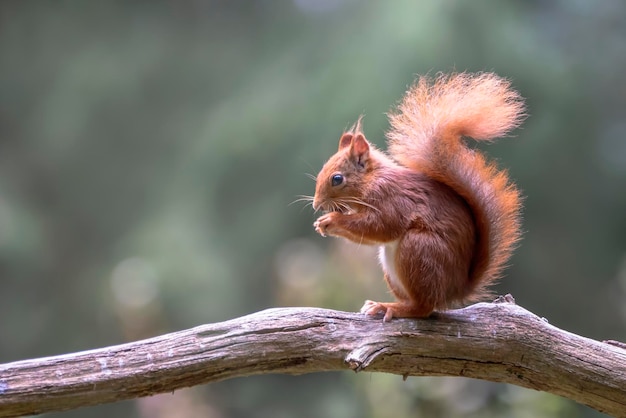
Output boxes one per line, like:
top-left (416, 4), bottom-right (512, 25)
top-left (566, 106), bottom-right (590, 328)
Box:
top-left (312, 72), bottom-right (525, 322)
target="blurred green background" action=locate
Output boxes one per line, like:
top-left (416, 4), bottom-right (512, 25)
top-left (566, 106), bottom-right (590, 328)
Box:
top-left (1, 1), bottom-right (625, 417)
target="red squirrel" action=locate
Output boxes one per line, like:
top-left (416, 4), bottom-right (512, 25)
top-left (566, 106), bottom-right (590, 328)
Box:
top-left (312, 72), bottom-right (525, 321)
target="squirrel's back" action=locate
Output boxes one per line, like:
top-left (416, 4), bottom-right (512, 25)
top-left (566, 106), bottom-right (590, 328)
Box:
top-left (387, 72), bottom-right (525, 299)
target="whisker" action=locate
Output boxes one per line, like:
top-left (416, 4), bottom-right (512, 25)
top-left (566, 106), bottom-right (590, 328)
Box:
top-left (304, 173), bottom-right (317, 181)
top-left (298, 202), bottom-right (315, 214)
top-left (289, 195), bottom-right (314, 206)
top-left (337, 197), bottom-right (382, 213)
top-left (289, 195), bottom-right (317, 214)
top-left (337, 202), bottom-right (352, 213)
top-left (301, 202), bottom-right (314, 213)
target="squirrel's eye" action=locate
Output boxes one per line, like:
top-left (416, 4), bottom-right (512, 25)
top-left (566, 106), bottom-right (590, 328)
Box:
top-left (331, 174), bottom-right (344, 187)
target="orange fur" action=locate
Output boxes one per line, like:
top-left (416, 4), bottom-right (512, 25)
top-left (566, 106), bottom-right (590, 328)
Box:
top-left (313, 72), bottom-right (525, 321)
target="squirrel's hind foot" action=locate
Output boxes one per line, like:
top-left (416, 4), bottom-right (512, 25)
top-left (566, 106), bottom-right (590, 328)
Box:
top-left (360, 300), bottom-right (394, 322)
top-left (360, 300), bottom-right (434, 322)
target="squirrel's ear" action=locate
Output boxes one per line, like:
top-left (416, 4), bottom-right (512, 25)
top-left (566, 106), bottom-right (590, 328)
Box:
top-left (350, 134), bottom-right (370, 168)
top-left (338, 133), bottom-right (353, 150)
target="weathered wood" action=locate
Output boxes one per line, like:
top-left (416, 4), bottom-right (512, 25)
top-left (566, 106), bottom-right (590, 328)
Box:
top-left (0, 300), bottom-right (625, 417)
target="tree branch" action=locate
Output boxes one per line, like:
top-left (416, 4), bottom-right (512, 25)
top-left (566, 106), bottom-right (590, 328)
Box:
top-left (1, 298), bottom-right (625, 417)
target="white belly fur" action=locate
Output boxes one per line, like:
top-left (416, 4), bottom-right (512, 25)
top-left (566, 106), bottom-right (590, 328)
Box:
top-left (378, 240), bottom-right (407, 297)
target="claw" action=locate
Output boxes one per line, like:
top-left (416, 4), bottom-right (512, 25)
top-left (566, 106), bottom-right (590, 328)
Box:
top-left (313, 220), bottom-right (327, 237)
top-left (360, 300), bottom-right (394, 322)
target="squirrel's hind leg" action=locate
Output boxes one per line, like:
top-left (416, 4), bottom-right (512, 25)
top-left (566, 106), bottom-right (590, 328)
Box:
top-left (359, 271), bottom-right (434, 321)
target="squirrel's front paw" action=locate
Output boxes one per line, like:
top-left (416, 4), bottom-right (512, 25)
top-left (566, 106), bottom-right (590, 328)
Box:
top-left (314, 212), bottom-right (337, 237)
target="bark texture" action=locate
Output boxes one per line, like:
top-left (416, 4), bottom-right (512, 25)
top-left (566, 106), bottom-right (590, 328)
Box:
top-left (1, 299), bottom-right (625, 417)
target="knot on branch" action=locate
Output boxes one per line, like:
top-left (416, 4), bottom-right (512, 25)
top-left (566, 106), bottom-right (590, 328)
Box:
top-left (345, 345), bottom-right (391, 372)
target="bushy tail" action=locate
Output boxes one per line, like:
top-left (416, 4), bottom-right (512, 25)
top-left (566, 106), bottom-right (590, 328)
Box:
top-left (387, 72), bottom-right (525, 298)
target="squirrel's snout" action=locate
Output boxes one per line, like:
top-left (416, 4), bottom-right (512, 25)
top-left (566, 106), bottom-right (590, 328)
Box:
top-left (313, 196), bottom-right (329, 212)
top-left (312, 198), bottom-right (321, 212)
